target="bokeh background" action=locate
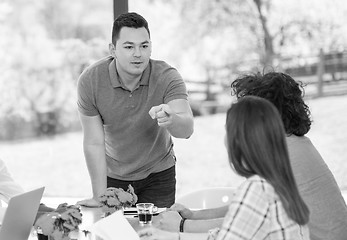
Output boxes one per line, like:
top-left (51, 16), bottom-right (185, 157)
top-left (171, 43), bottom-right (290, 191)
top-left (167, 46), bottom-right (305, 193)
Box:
top-left (1, 0), bottom-right (347, 200)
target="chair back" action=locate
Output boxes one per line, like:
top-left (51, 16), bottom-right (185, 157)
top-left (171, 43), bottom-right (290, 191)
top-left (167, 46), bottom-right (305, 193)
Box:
top-left (176, 187), bottom-right (235, 210)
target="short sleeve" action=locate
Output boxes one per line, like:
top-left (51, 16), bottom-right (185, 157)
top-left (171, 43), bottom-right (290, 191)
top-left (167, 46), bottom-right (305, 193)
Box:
top-left (77, 69), bottom-right (99, 116)
top-left (216, 180), bottom-right (270, 240)
top-left (162, 68), bottom-right (188, 104)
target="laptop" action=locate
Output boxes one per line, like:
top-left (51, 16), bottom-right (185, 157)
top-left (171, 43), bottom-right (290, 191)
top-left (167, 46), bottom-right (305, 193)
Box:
top-left (0, 187), bottom-right (45, 240)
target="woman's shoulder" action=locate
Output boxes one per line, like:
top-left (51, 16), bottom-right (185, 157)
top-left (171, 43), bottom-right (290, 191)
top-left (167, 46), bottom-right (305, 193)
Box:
top-left (246, 175), bottom-right (271, 188)
top-left (237, 175), bottom-right (276, 199)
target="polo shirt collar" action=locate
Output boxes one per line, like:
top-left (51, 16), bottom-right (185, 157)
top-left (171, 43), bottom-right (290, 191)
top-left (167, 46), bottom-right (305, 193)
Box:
top-left (108, 58), bottom-right (151, 88)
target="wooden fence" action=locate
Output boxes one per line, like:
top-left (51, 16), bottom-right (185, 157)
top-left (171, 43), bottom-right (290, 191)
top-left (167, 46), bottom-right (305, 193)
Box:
top-left (283, 49), bottom-right (347, 98)
top-left (187, 49), bottom-right (347, 116)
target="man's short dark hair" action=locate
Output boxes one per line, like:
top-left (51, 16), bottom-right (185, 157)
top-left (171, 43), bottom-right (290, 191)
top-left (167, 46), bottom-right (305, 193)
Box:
top-left (112, 12), bottom-right (150, 44)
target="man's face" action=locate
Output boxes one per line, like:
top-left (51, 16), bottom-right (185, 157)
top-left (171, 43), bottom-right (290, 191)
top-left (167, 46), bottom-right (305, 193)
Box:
top-left (111, 27), bottom-right (151, 78)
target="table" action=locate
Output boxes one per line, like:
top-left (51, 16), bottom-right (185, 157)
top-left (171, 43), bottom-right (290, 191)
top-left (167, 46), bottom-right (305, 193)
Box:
top-left (28, 207), bottom-right (157, 240)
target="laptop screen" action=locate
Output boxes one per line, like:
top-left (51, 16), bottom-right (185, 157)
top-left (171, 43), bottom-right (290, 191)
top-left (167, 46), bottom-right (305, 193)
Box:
top-left (0, 187), bottom-right (44, 240)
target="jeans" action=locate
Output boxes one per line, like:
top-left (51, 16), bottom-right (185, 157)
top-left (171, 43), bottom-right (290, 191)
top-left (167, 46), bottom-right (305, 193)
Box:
top-left (107, 166), bottom-right (176, 208)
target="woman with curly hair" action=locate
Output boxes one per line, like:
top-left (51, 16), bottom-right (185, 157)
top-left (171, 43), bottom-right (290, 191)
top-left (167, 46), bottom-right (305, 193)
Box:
top-left (230, 72), bottom-right (311, 137)
top-left (157, 72), bottom-right (347, 240)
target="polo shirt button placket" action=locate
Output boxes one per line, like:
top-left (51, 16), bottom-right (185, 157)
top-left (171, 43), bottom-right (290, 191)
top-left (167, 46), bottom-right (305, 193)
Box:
top-left (129, 93), bottom-right (134, 108)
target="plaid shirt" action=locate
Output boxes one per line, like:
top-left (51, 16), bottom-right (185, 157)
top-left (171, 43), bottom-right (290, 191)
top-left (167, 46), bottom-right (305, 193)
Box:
top-left (212, 175), bottom-right (310, 240)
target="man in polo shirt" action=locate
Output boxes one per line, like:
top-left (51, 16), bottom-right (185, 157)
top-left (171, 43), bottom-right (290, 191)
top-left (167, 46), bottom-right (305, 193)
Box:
top-left (76, 12), bottom-right (194, 208)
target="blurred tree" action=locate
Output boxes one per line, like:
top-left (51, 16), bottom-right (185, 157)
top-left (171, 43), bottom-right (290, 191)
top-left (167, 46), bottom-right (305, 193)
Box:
top-left (39, 0), bottom-right (111, 41)
top-left (0, 0), bottom-right (110, 139)
top-left (165, 0), bottom-right (347, 73)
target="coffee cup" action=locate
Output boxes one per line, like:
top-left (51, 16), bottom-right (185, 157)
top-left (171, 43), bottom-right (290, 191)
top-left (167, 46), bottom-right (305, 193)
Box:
top-left (136, 203), bottom-right (158, 225)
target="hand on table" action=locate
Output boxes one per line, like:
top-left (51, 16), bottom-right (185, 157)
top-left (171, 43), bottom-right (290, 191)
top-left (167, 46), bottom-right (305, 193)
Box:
top-left (76, 198), bottom-right (101, 208)
top-left (149, 104), bottom-right (173, 127)
top-left (170, 203), bottom-right (193, 219)
top-left (55, 203), bottom-right (70, 213)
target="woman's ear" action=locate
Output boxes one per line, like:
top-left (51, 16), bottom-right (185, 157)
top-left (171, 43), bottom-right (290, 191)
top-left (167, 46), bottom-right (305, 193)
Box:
top-left (109, 43), bottom-right (116, 58)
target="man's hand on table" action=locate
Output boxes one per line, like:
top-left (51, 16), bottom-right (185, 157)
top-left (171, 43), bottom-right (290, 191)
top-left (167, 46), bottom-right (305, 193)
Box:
top-left (77, 198), bottom-right (101, 208)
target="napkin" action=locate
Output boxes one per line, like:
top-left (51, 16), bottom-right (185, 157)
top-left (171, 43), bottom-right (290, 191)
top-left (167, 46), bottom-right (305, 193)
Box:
top-left (88, 210), bottom-right (140, 240)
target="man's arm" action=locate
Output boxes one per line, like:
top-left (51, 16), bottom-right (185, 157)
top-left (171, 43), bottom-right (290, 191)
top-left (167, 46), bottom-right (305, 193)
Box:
top-left (77, 113), bottom-right (107, 207)
top-left (149, 99), bottom-right (194, 139)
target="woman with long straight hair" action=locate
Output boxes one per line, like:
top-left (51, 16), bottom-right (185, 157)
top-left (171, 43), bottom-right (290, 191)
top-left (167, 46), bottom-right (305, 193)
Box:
top-left (138, 96), bottom-right (310, 240)
top-left (219, 95), bottom-right (310, 239)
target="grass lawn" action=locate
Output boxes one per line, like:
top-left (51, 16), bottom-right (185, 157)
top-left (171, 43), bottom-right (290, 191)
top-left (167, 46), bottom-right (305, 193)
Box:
top-left (1, 94), bottom-right (347, 200)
